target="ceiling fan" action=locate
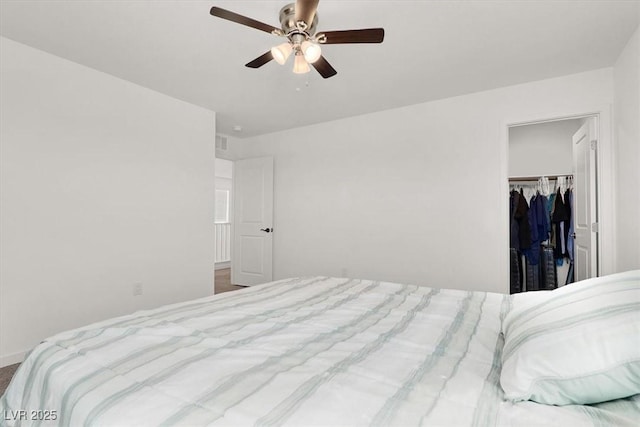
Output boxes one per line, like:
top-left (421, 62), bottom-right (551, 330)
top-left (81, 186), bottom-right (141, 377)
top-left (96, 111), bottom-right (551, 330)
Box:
top-left (210, 0), bottom-right (385, 78)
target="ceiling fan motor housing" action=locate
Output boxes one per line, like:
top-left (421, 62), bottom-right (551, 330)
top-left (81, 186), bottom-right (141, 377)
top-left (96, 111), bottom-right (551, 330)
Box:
top-left (279, 3), bottom-right (318, 39)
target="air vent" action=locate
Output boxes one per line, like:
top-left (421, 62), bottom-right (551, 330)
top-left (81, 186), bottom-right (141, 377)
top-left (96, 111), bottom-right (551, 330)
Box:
top-left (215, 135), bottom-right (228, 151)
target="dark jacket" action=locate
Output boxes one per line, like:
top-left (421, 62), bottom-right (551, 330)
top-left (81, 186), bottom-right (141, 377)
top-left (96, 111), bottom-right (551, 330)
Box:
top-left (510, 190), bottom-right (531, 250)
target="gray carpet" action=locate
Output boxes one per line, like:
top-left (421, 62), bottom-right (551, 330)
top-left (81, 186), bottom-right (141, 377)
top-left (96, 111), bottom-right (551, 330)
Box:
top-left (0, 363), bottom-right (20, 396)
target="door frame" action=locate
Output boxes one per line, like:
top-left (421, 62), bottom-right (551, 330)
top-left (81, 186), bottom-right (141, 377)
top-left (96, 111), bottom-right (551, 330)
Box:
top-left (213, 157), bottom-right (235, 294)
top-left (500, 104), bottom-right (615, 289)
top-left (214, 158), bottom-right (234, 271)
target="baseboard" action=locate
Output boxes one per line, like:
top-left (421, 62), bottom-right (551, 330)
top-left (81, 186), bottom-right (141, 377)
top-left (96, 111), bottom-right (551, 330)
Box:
top-left (1, 350), bottom-right (27, 367)
top-left (215, 261), bottom-right (230, 270)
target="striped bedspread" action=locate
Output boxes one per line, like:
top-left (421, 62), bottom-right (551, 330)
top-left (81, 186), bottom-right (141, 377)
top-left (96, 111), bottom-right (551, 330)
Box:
top-left (2, 277), bottom-right (639, 426)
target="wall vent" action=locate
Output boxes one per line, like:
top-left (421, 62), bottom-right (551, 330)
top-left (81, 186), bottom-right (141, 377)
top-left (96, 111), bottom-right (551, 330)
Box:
top-left (215, 135), bottom-right (228, 151)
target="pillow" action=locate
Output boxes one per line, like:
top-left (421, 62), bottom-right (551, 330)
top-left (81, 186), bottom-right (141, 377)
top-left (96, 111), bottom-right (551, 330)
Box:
top-left (500, 270), bottom-right (640, 405)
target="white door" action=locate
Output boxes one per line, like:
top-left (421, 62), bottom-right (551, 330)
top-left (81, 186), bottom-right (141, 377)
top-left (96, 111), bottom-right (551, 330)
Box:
top-left (232, 157), bottom-right (274, 285)
top-left (572, 118), bottom-right (598, 281)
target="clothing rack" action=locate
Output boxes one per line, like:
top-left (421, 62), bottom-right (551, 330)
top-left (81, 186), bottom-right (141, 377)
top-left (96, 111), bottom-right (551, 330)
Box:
top-left (509, 175), bottom-right (573, 195)
top-left (508, 174), bottom-right (573, 182)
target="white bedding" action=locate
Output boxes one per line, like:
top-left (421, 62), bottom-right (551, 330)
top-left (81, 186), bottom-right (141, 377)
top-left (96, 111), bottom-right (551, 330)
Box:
top-left (2, 277), bottom-right (639, 426)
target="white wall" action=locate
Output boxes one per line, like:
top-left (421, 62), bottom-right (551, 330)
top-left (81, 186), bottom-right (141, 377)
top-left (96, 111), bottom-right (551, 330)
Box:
top-left (215, 158), bottom-right (233, 180)
top-left (215, 158), bottom-right (233, 211)
top-left (613, 26), bottom-right (640, 272)
top-left (215, 158), bottom-right (232, 222)
top-left (508, 119), bottom-right (582, 177)
top-left (229, 69), bottom-right (615, 294)
top-left (0, 38), bottom-right (216, 366)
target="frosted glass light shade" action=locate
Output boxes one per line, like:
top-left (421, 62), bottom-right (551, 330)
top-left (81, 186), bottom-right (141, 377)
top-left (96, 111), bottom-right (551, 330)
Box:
top-left (301, 41), bottom-right (322, 63)
top-left (271, 43), bottom-right (292, 65)
top-left (292, 53), bottom-right (311, 74)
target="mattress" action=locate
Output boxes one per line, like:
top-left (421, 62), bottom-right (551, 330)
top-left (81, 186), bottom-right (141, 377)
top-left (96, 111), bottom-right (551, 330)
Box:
top-left (1, 276), bottom-right (638, 426)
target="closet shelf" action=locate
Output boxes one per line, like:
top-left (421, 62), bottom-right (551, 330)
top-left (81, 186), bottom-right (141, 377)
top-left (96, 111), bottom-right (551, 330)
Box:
top-left (508, 174), bottom-right (573, 182)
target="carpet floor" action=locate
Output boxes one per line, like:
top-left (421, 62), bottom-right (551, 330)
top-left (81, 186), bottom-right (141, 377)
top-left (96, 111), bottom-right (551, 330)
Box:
top-left (0, 363), bottom-right (19, 396)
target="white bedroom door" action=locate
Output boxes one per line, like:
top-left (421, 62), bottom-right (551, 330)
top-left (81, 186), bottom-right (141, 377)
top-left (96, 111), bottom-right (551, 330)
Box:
top-left (572, 118), bottom-right (598, 281)
top-left (232, 156), bottom-right (274, 286)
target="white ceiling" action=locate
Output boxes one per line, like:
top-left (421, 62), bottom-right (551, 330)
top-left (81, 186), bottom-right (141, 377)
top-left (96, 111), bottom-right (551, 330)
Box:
top-left (1, 1), bottom-right (638, 137)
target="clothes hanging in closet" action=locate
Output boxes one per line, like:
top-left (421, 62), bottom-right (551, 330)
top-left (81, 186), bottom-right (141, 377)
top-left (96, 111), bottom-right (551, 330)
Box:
top-left (564, 188), bottom-right (575, 284)
top-left (510, 189), bottom-right (531, 292)
top-left (552, 188), bottom-right (569, 263)
top-left (527, 193), bottom-right (550, 266)
top-left (564, 188), bottom-right (574, 260)
top-left (508, 176), bottom-right (573, 293)
top-left (510, 189), bottom-right (531, 251)
top-left (526, 192), bottom-right (551, 291)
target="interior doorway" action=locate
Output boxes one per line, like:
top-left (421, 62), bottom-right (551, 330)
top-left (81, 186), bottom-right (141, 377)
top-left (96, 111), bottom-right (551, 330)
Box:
top-left (507, 116), bottom-right (599, 293)
top-left (231, 156), bottom-right (274, 286)
top-left (214, 158), bottom-right (236, 293)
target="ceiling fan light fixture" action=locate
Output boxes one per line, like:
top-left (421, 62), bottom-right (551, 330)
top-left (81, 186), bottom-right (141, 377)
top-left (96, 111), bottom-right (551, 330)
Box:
top-left (210, 3), bottom-right (385, 79)
top-left (271, 42), bottom-right (292, 65)
top-left (292, 52), bottom-right (311, 74)
top-left (301, 40), bottom-right (322, 63)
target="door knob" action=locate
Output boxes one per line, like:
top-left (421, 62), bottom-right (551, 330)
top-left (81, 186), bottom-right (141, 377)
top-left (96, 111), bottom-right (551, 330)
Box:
top-left (260, 228), bottom-right (272, 233)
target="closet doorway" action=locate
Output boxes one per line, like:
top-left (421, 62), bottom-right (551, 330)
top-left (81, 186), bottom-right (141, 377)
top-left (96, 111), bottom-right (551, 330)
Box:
top-left (508, 116), bottom-right (599, 293)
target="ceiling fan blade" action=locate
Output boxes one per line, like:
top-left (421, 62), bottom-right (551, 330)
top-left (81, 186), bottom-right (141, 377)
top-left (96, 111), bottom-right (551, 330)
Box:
top-left (311, 55), bottom-right (337, 79)
top-left (318, 28), bottom-right (385, 44)
top-left (245, 51), bottom-right (274, 68)
top-left (295, 0), bottom-right (319, 26)
top-left (210, 6), bottom-right (280, 34)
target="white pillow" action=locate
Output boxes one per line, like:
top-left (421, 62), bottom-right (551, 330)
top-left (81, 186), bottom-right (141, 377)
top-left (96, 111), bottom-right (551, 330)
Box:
top-left (500, 270), bottom-right (640, 405)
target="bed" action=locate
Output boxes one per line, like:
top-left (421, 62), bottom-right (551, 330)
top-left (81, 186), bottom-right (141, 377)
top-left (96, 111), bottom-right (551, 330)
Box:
top-left (1, 272), bottom-right (639, 426)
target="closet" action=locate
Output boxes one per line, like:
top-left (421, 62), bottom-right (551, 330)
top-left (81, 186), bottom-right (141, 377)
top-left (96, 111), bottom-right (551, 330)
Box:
top-left (508, 118), bottom-right (590, 294)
